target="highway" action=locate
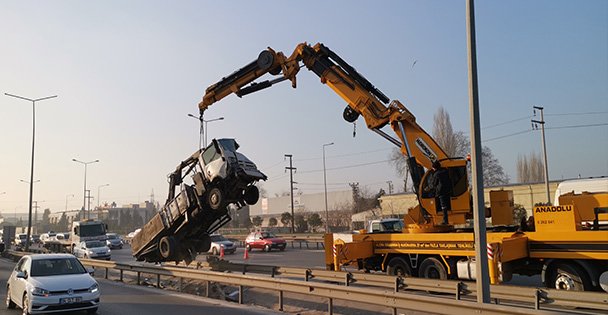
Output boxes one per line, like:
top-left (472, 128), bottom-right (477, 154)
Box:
top-left (0, 256), bottom-right (281, 315)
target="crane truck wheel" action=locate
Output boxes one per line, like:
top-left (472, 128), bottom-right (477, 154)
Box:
top-left (549, 262), bottom-right (592, 291)
top-left (418, 257), bottom-right (448, 280)
top-left (343, 106), bottom-right (360, 123)
top-left (159, 236), bottom-right (177, 259)
top-left (207, 187), bottom-right (224, 210)
top-left (243, 186), bottom-right (260, 205)
top-left (386, 257), bottom-right (412, 277)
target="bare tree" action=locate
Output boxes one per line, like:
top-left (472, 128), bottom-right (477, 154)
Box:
top-left (517, 152), bottom-right (543, 183)
top-left (432, 107), bottom-right (458, 156)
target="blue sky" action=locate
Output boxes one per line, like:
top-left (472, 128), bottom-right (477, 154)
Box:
top-left (1, 1), bottom-right (606, 214)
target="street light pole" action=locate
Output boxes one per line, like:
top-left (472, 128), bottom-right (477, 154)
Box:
top-left (6, 93), bottom-right (56, 252)
top-left (532, 106), bottom-right (551, 204)
top-left (98, 184), bottom-right (110, 208)
top-left (72, 159), bottom-right (99, 219)
top-left (204, 117), bottom-right (224, 148)
top-left (187, 114), bottom-right (203, 149)
top-left (323, 142), bottom-right (334, 233)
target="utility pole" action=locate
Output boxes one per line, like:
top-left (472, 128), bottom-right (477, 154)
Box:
top-left (85, 190), bottom-right (93, 219)
top-left (285, 154), bottom-right (297, 234)
top-left (532, 106), bottom-right (551, 204)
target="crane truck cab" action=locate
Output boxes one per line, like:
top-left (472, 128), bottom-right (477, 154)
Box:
top-left (366, 218), bottom-right (404, 233)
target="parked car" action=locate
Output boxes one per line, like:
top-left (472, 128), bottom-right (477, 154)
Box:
top-left (245, 231), bottom-right (286, 252)
top-left (208, 234), bottom-right (237, 255)
top-left (73, 241), bottom-right (111, 260)
top-left (105, 233), bottom-right (123, 249)
top-left (6, 254), bottom-right (100, 314)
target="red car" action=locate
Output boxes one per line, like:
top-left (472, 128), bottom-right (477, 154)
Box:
top-left (245, 231), bottom-right (286, 252)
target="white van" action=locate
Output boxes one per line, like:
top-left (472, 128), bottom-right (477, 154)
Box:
top-left (554, 178), bottom-right (608, 205)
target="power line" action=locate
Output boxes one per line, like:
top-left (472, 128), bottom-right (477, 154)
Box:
top-left (482, 115), bottom-right (532, 130)
top-left (546, 111), bottom-right (608, 116)
top-left (546, 122), bottom-right (608, 130)
top-left (483, 129), bottom-right (532, 143)
top-left (298, 159), bottom-right (392, 174)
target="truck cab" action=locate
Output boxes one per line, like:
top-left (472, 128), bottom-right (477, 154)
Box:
top-left (367, 218), bottom-right (404, 233)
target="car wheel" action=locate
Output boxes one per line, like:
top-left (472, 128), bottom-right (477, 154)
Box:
top-left (5, 286), bottom-right (15, 309)
top-left (264, 244), bottom-right (271, 252)
top-left (86, 306), bottom-right (99, 314)
top-left (21, 294), bottom-right (30, 315)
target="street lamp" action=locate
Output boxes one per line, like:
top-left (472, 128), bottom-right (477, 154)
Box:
top-left (323, 142), bottom-right (334, 233)
top-left (6, 92), bottom-right (57, 252)
top-left (65, 194), bottom-right (74, 212)
top-left (98, 184), bottom-right (110, 208)
top-left (187, 114), bottom-right (225, 148)
top-left (72, 158), bottom-right (99, 219)
top-left (33, 200), bottom-right (45, 233)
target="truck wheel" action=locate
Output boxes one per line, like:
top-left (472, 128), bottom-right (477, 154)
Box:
top-left (207, 188), bottom-right (224, 210)
top-left (243, 186), bottom-right (260, 205)
top-left (386, 257), bottom-right (412, 277)
top-left (159, 236), bottom-right (176, 259)
top-left (419, 257), bottom-right (448, 280)
top-left (549, 262), bottom-right (591, 291)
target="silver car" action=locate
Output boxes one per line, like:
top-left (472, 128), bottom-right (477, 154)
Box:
top-left (73, 241), bottom-right (111, 260)
top-left (105, 233), bottom-right (123, 249)
top-left (6, 254), bottom-right (100, 314)
top-left (208, 234), bottom-right (237, 255)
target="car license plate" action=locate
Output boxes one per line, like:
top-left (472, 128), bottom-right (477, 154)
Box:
top-left (60, 297), bottom-right (82, 304)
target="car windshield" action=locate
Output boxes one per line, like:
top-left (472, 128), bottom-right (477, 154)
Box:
top-left (85, 241), bottom-right (105, 248)
top-left (80, 224), bottom-right (105, 237)
top-left (210, 235), bottom-right (227, 242)
top-left (381, 220), bottom-right (404, 232)
top-left (30, 258), bottom-right (86, 277)
top-left (261, 232), bottom-right (276, 239)
top-left (107, 234), bottom-right (118, 239)
top-left (18, 235), bottom-right (27, 240)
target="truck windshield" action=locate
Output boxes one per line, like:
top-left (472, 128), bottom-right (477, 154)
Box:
top-left (216, 139), bottom-right (239, 152)
top-left (80, 224), bottom-right (105, 237)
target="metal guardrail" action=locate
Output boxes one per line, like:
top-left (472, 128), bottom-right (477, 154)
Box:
top-left (77, 258), bottom-right (566, 315)
top-left (201, 257), bottom-right (608, 313)
top-left (3, 251), bottom-right (605, 314)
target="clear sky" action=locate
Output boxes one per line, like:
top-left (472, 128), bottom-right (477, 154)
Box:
top-left (1, 1), bottom-right (607, 215)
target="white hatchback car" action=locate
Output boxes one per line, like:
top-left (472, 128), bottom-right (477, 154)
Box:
top-left (6, 254), bottom-right (100, 314)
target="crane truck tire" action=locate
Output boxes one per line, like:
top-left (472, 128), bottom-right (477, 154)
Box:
top-left (418, 257), bottom-right (448, 280)
top-left (386, 257), bottom-right (412, 277)
top-left (600, 271), bottom-right (608, 292)
top-left (549, 262), bottom-right (592, 291)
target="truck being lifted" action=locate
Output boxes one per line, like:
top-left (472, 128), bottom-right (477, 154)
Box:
top-left (131, 138), bottom-right (266, 264)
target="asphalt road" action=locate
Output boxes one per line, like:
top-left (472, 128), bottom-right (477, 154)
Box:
top-left (0, 256), bottom-right (281, 315)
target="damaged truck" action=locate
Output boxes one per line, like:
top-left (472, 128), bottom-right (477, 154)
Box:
top-left (131, 138), bottom-right (266, 264)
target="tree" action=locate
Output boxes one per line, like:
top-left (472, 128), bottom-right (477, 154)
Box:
top-left (280, 212), bottom-right (292, 227)
top-left (252, 216), bottom-right (263, 227)
top-left (57, 213), bottom-right (68, 231)
top-left (517, 152), bottom-right (543, 183)
top-left (268, 217), bottom-right (278, 227)
top-left (432, 107), bottom-right (458, 157)
top-left (307, 213), bottom-right (323, 232)
top-left (294, 214), bottom-right (307, 233)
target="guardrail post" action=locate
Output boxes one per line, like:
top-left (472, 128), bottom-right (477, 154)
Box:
top-left (328, 297), bottom-right (333, 315)
top-left (394, 277), bottom-right (400, 293)
top-left (345, 273), bottom-right (351, 286)
top-left (456, 282), bottom-right (462, 300)
top-left (305, 269), bottom-right (311, 282)
top-left (206, 281), bottom-right (210, 298)
top-left (178, 277), bottom-right (183, 292)
top-left (120, 270), bottom-right (123, 282)
top-left (105, 267), bottom-right (109, 279)
top-left (238, 285), bottom-right (244, 304)
top-left (137, 272), bottom-right (141, 285)
top-left (392, 307), bottom-right (397, 315)
top-left (534, 289), bottom-right (540, 310)
top-left (157, 274), bottom-right (161, 288)
top-left (278, 291), bottom-right (284, 311)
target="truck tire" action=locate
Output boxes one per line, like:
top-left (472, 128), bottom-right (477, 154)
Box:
top-left (549, 262), bottom-right (592, 291)
top-left (243, 186), bottom-right (260, 205)
top-left (207, 187), bottom-right (224, 210)
top-left (386, 257), bottom-right (412, 277)
top-left (419, 257), bottom-right (448, 280)
top-left (159, 236), bottom-right (176, 259)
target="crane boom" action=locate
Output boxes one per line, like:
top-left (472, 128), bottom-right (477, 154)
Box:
top-left (199, 42), bottom-right (471, 230)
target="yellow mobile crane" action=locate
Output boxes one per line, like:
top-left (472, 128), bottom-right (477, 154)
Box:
top-left (199, 42), bottom-right (608, 292)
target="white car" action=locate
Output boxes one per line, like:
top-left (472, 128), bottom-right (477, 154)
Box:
top-left (208, 234), bottom-right (237, 255)
top-left (6, 254), bottom-right (100, 314)
top-left (73, 241), bottom-right (111, 260)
